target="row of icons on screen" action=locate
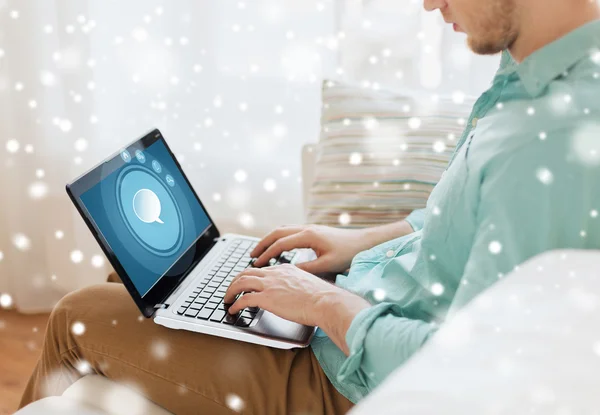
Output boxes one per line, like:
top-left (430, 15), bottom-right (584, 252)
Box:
top-left (120, 149), bottom-right (175, 188)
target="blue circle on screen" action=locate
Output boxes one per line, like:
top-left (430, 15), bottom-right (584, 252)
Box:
top-left (152, 160), bottom-right (162, 173)
top-left (115, 165), bottom-right (184, 256)
top-left (135, 150), bottom-right (146, 163)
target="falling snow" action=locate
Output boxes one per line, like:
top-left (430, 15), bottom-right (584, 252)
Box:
top-left (408, 117), bottom-right (421, 129)
top-left (349, 152), bottom-right (363, 165)
top-left (239, 213), bottom-right (255, 229)
top-left (74, 138), bottom-right (88, 152)
top-left (263, 179), bottom-right (276, 192)
top-left (362, 117), bottom-right (379, 130)
top-left (70, 250), bottom-right (84, 263)
top-left (0, 293), bottom-right (13, 309)
top-left (452, 91), bottom-right (465, 104)
top-left (28, 182), bottom-right (48, 199)
top-left (536, 167), bottom-right (554, 185)
top-left (225, 393), bottom-right (245, 413)
top-left (6, 139), bottom-right (19, 153)
top-left (39, 70), bottom-right (56, 87)
top-left (431, 283), bottom-right (444, 296)
top-left (71, 321), bottom-right (86, 336)
top-left (272, 123), bottom-right (287, 138)
top-left (76, 360), bottom-right (92, 374)
top-left (571, 122), bottom-right (600, 166)
top-left (234, 169), bottom-right (248, 183)
top-left (488, 241), bottom-right (503, 255)
top-left (91, 255), bottom-right (105, 268)
top-left (338, 212), bottom-right (351, 226)
top-left (150, 339), bottom-right (170, 360)
top-left (13, 233), bottom-right (31, 251)
top-left (432, 141), bottom-right (446, 153)
top-left (372, 288), bottom-right (386, 302)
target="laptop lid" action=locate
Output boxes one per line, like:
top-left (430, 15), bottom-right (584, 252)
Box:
top-left (67, 129), bottom-right (220, 317)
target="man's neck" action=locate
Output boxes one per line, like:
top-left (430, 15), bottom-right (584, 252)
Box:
top-left (509, 1), bottom-right (600, 63)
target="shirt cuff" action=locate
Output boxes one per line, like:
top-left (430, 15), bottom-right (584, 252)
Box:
top-left (405, 208), bottom-right (426, 232)
top-left (336, 302), bottom-right (403, 384)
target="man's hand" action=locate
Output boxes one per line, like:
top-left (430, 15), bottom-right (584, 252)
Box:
top-left (250, 221), bottom-right (416, 276)
top-left (250, 225), bottom-right (377, 275)
top-left (223, 264), bottom-right (371, 355)
top-left (223, 263), bottom-right (340, 325)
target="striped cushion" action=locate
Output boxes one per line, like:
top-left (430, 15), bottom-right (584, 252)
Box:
top-left (307, 80), bottom-right (474, 228)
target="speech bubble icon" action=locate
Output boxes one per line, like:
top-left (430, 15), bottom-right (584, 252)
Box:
top-left (133, 189), bottom-right (164, 224)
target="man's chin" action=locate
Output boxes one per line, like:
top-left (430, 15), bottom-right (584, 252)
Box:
top-left (467, 38), bottom-right (506, 55)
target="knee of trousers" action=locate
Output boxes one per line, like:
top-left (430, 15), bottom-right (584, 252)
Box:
top-left (47, 284), bottom-right (114, 341)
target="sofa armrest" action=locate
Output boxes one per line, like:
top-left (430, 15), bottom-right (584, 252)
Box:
top-left (349, 249), bottom-right (600, 414)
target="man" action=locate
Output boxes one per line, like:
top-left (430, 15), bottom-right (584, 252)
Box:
top-left (21, 0), bottom-right (600, 413)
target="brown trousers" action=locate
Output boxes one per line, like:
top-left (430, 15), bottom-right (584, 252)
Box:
top-left (19, 283), bottom-right (354, 414)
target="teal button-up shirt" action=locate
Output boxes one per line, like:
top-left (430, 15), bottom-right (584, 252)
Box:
top-left (311, 20), bottom-right (600, 404)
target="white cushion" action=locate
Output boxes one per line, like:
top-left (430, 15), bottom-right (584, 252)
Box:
top-left (307, 79), bottom-right (473, 228)
top-left (13, 397), bottom-right (108, 415)
top-left (16, 375), bottom-right (174, 415)
top-left (349, 250), bottom-right (600, 414)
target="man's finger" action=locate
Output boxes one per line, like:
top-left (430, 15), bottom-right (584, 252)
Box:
top-left (295, 257), bottom-right (329, 275)
top-left (229, 268), bottom-right (268, 290)
top-left (250, 226), bottom-right (305, 258)
top-left (223, 275), bottom-right (265, 304)
top-left (228, 292), bottom-right (261, 315)
top-left (253, 231), bottom-right (311, 267)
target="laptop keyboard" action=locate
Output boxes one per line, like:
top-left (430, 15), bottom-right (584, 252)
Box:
top-left (176, 238), bottom-right (297, 327)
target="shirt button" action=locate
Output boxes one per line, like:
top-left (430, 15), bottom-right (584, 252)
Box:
top-left (386, 250), bottom-right (394, 258)
top-left (471, 117), bottom-right (478, 127)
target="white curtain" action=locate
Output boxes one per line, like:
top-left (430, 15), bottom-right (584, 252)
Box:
top-left (0, 0), bottom-right (337, 312)
top-left (337, 0), bottom-right (500, 96)
top-left (0, 0), bottom-right (500, 312)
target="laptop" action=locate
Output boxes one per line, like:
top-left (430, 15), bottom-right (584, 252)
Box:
top-left (66, 128), bottom-right (317, 349)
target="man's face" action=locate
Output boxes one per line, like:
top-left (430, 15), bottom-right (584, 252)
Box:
top-left (424, 0), bottom-right (519, 54)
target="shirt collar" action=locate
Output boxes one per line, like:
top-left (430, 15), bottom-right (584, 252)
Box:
top-left (513, 19), bottom-right (600, 98)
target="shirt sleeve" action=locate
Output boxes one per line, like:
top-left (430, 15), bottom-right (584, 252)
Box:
top-left (336, 302), bottom-right (437, 391)
top-left (405, 208), bottom-right (427, 232)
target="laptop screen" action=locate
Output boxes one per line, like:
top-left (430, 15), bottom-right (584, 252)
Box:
top-left (80, 138), bottom-right (212, 297)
